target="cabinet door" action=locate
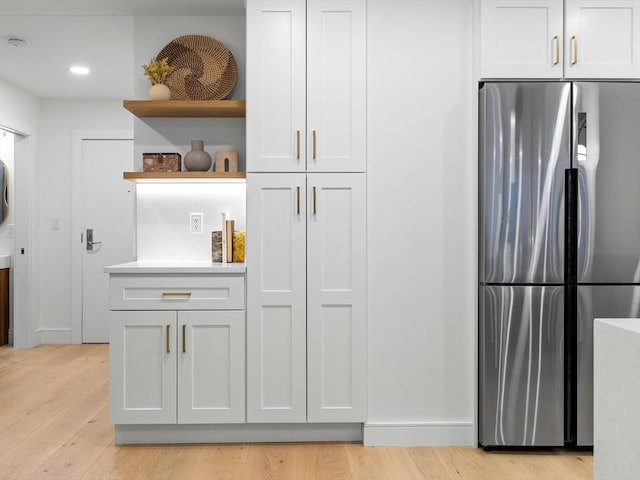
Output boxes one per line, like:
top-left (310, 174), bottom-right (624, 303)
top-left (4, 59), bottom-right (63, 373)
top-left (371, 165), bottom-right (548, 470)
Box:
top-left (247, 0), bottom-right (306, 172)
top-left (565, 0), bottom-right (640, 78)
top-left (177, 311), bottom-right (245, 424)
top-left (307, 0), bottom-right (367, 172)
top-left (246, 173), bottom-right (307, 422)
top-left (480, 0), bottom-right (563, 78)
top-left (306, 173), bottom-right (367, 422)
top-left (109, 311), bottom-right (177, 424)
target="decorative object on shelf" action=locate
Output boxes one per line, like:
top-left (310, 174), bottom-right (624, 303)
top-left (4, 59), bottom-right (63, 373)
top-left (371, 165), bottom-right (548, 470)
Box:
top-left (183, 140), bottom-right (212, 171)
top-left (211, 231), bottom-right (223, 262)
top-left (143, 57), bottom-right (175, 100)
top-left (232, 231), bottom-right (245, 263)
top-left (214, 149), bottom-right (239, 173)
top-left (142, 153), bottom-right (181, 172)
top-left (156, 34), bottom-right (238, 101)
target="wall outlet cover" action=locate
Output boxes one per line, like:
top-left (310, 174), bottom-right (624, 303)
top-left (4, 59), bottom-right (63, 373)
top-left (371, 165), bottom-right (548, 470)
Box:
top-left (190, 213), bottom-right (203, 233)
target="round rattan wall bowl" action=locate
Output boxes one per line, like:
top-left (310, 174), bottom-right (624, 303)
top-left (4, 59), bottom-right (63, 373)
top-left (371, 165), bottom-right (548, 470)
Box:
top-left (156, 34), bottom-right (238, 100)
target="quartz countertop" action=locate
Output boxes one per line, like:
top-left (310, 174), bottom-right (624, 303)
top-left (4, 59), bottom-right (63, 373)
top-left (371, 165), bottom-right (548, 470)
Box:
top-left (104, 261), bottom-right (246, 274)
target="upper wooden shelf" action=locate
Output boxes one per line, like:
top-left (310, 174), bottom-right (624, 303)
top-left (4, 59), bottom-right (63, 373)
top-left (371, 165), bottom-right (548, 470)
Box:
top-left (123, 100), bottom-right (246, 118)
top-left (124, 172), bottom-right (246, 183)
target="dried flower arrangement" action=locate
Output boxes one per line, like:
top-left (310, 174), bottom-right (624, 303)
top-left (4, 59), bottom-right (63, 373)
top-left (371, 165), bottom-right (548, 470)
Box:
top-left (142, 57), bottom-right (175, 85)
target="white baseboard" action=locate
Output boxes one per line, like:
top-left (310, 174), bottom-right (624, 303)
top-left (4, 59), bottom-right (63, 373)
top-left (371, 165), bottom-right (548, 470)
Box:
top-left (115, 423), bottom-right (363, 444)
top-left (37, 328), bottom-right (72, 344)
top-left (363, 421), bottom-right (475, 446)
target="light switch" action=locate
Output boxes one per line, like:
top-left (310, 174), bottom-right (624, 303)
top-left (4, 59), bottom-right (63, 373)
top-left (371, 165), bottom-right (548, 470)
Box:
top-left (6, 224), bottom-right (15, 238)
top-left (51, 217), bottom-right (60, 230)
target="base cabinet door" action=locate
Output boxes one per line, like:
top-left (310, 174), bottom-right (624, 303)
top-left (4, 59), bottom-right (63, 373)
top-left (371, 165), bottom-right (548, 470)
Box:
top-left (178, 311), bottom-right (245, 424)
top-left (246, 173), bottom-right (307, 422)
top-left (307, 173), bottom-right (367, 422)
top-left (110, 311), bottom-right (177, 424)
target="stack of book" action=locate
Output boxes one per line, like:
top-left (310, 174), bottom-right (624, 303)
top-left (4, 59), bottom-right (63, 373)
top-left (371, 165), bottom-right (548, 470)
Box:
top-left (212, 212), bottom-right (245, 263)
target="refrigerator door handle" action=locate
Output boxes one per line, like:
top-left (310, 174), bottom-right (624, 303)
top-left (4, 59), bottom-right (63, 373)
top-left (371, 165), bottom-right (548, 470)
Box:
top-left (565, 168), bottom-right (579, 284)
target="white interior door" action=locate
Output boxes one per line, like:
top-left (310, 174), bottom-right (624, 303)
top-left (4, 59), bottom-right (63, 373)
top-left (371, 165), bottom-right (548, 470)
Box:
top-left (81, 138), bottom-right (134, 342)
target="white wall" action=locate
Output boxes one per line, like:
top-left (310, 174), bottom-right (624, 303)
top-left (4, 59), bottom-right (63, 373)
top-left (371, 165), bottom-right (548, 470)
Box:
top-left (365, 0), bottom-right (476, 446)
top-left (136, 182), bottom-right (246, 262)
top-left (37, 100), bottom-right (132, 342)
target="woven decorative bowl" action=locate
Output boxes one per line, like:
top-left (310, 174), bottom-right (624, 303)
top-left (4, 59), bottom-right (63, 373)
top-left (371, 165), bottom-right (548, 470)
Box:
top-left (156, 34), bottom-right (237, 100)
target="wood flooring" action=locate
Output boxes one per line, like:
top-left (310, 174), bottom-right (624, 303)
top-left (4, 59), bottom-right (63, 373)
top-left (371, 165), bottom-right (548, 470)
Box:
top-left (0, 344), bottom-right (593, 480)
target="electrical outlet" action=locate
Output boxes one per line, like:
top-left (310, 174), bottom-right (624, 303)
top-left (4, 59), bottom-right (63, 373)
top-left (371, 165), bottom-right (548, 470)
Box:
top-left (190, 213), bottom-right (203, 233)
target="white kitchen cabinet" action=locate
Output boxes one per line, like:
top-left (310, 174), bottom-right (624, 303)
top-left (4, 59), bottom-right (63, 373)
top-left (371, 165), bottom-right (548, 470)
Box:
top-left (109, 274), bottom-right (245, 425)
top-left (110, 310), bottom-right (177, 424)
top-left (246, 173), bottom-right (308, 422)
top-left (306, 173), bottom-right (367, 422)
top-left (246, 0), bottom-right (366, 173)
top-left (246, 173), bottom-right (366, 423)
top-left (480, 0), bottom-right (564, 78)
top-left (565, 0), bottom-right (640, 78)
top-left (480, 0), bottom-right (640, 78)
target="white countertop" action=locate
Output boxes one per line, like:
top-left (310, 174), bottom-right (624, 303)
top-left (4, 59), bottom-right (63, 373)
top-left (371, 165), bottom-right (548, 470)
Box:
top-left (595, 317), bottom-right (640, 334)
top-left (104, 261), bottom-right (246, 274)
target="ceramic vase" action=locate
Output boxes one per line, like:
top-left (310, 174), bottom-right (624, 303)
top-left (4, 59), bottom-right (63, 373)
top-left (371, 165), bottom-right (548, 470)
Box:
top-left (149, 83), bottom-right (171, 100)
top-left (183, 140), bottom-right (212, 171)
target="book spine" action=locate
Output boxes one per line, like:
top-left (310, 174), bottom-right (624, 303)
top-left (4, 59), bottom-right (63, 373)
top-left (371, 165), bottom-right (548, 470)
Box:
top-left (225, 220), bottom-right (234, 263)
top-left (221, 212), bottom-right (228, 264)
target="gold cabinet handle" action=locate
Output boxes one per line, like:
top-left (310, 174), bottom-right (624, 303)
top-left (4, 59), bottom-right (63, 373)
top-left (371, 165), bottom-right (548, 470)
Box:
top-left (296, 186), bottom-right (301, 215)
top-left (162, 292), bottom-right (192, 297)
top-left (553, 35), bottom-right (560, 65)
top-left (296, 130), bottom-right (300, 160)
top-left (182, 324), bottom-right (186, 353)
top-left (166, 325), bottom-right (170, 353)
top-left (571, 35), bottom-right (578, 65)
top-left (312, 186), bottom-right (317, 215)
top-left (312, 130), bottom-right (317, 160)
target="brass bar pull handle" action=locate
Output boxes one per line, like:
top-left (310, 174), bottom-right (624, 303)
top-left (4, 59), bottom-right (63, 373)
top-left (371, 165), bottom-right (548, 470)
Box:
top-left (312, 186), bottom-right (317, 215)
top-left (166, 325), bottom-right (170, 353)
top-left (296, 130), bottom-right (300, 160)
top-left (312, 130), bottom-right (317, 160)
top-left (571, 35), bottom-right (578, 65)
top-left (553, 35), bottom-right (560, 65)
top-left (296, 186), bottom-right (301, 215)
top-left (182, 325), bottom-right (186, 353)
top-left (162, 292), bottom-right (192, 297)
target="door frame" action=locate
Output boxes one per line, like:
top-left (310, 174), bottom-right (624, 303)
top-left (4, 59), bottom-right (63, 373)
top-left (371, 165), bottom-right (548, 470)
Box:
top-left (70, 130), bottom-right (133, 344)
top-left (0, 116), bottom-right (35, 348)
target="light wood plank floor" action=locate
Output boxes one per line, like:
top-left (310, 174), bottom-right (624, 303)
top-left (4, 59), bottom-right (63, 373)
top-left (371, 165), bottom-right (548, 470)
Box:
top-left (0, 344), bottom-right (593, 480)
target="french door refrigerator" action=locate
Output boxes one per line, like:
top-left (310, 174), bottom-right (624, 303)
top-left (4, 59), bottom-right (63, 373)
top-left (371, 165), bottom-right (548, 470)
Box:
top-left (479, 81), bottom-right (640, 448)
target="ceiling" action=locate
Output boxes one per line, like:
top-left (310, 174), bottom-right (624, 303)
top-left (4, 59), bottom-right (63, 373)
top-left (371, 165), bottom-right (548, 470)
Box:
top-left (0, 0), bottom-right (245, 99)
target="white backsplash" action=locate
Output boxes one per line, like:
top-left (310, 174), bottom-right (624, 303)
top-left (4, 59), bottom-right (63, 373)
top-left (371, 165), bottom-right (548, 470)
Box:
top-left (136, 182), bottom-right (246, 263)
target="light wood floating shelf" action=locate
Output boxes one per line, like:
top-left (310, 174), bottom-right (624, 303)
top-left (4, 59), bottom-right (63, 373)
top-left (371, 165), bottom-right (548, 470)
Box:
top-left (123, 100), bottom-right (246, 118)
top-left (124, 172), bottom-right (246, 183)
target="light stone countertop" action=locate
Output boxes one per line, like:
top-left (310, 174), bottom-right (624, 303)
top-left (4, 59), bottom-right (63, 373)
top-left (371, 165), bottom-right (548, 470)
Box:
top-left (104, 261), bottom-right (246, 274)
top-left (594, 318), bottom-right (640, 480)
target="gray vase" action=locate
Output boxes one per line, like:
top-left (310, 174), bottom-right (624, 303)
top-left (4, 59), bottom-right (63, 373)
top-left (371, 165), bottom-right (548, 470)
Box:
top-left (184, 140), bottom-right (212, 171)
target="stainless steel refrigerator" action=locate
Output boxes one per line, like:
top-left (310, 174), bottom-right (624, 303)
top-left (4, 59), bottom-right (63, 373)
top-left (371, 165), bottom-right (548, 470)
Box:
top-left (479, 81), bottom-right (640, 447)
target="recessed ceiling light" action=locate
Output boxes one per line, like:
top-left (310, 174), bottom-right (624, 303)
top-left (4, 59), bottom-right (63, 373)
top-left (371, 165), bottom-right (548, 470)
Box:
top-left (69, 66), bottom-right (90, 75)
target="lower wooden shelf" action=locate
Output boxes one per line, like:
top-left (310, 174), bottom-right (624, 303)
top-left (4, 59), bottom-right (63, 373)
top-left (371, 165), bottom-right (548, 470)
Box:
top-left (123, 172), bottom-right (246, 183)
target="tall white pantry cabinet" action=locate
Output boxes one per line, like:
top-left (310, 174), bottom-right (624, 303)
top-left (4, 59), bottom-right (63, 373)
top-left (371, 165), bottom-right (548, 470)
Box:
top-left (246, 0), bottom-right (367, 423)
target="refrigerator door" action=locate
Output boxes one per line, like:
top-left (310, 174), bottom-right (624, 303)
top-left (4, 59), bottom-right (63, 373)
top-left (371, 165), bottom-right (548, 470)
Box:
top-left (479, 82), bottom-right (571, 284)
top-left (479, 285), bottom-right (565, 447)
top-left (574, 83), bottom-right (640, 283)
top-left (576, 285), bottom-right (640, 446)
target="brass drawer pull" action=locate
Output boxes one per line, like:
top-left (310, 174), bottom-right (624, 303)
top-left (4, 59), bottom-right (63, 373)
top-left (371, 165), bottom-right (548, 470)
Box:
top-left (182, 324), bottom-right (186, 353)
top-left (166, 325), bottom-right (170, 353)
top-left (162, 292), bottom-right (192, 297)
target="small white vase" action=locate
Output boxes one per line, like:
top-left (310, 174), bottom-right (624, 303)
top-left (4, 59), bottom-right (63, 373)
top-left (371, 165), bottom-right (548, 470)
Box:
top-left (149, 84), bottom-right (171, 101)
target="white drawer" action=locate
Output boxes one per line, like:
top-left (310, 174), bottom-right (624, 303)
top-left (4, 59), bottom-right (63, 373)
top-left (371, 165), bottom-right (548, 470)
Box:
top-left (109, 274), bottom-right (245, 311)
